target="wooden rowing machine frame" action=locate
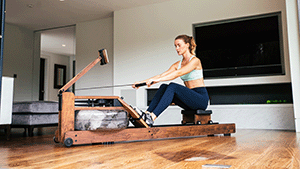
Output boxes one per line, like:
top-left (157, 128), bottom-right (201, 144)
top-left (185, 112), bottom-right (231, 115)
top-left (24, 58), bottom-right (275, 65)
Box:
top-left (54, 49), bottom-right (236, 147)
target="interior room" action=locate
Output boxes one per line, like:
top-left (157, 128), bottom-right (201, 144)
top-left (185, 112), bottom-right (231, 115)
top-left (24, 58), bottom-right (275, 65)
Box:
top-left (1, 0), bottom-right (300, 168)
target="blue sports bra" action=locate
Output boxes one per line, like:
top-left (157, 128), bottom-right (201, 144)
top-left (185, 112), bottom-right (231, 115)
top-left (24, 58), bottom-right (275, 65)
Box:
top-left (178, 56), bottom-right (203, 82)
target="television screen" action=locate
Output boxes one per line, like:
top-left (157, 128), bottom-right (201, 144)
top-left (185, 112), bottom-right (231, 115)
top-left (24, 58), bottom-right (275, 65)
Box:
top-left (194, 12), bottom-right (284, 78)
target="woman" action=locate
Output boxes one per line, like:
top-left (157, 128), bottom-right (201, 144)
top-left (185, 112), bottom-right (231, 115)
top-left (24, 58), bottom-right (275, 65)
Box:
top-left (132, 35), bottom-right (209, 126)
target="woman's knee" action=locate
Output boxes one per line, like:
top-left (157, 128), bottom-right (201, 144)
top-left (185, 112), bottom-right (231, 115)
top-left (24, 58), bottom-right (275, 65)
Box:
top-left (160, 82), bottom-right (182, 92)
top-left (159, 83), bottom-right (168, 89)
top-left (168, 82), bottom-right (180, 89)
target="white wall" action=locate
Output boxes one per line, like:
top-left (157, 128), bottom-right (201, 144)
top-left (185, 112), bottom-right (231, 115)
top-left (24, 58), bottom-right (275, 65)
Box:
top-left (7, 0), bottom-right (291, 130)
top-left (285, 0), bottom-right (300, 132)
top-left (41, 52), bottom-right (71, 101)
top-left (114, 0), bottom-right (289, 89)
top-left (113, 0), bottom-right (295, 130)
top-left (3, 24), bottom-right (39, 101)
top-left (75, 17), bottom-right (113, 96)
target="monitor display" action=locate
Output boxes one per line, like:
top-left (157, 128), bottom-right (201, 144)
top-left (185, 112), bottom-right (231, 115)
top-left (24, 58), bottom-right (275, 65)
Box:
top-left (194, 12), bottom-right (284, 79)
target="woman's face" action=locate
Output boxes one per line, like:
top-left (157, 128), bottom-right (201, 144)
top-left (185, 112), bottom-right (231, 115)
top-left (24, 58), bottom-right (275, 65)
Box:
top-left (174, 39), bottom-right (189, 56)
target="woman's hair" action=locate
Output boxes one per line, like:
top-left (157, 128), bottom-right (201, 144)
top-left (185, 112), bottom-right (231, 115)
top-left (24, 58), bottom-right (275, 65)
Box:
top-left (175, 35), bottom-right (197, 55)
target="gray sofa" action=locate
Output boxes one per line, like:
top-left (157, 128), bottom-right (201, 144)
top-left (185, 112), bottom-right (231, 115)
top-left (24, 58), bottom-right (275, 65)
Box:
top-left (12, 101), bottom-right (59, 136)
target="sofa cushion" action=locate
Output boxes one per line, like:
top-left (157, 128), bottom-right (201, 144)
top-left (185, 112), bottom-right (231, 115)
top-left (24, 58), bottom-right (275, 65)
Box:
top-left (13, 101), bottom-right (58, 113)
top-left (12, 113), bottom-right (58, 125)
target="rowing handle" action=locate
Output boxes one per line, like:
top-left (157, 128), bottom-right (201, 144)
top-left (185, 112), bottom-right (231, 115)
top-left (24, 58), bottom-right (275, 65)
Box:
top-left (134, 82), bottom-right (154, 87)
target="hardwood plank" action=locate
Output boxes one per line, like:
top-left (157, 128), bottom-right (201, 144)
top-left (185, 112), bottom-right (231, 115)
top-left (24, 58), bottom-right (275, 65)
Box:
top-left (248, 131), bottom-right (300, 168)
top-left (56, 138), bottom-right (209, 169)
top-left (28, 139), bottom-right (183, 168)
top-left (164, 136), bottom-right (239, 168)
top-left (164, 130), bottom-right (281, 169)
top-left (211, 130), bottom-right (279, 168)
top-left (1, 129), bottom-right (299, 169)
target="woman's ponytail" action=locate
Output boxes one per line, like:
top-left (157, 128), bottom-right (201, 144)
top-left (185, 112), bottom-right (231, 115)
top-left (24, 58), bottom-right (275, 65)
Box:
top-left (175, 35), bottom-right (197, 55)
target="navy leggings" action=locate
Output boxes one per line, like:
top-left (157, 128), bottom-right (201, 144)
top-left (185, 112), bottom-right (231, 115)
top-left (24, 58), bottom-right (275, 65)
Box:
top-left (147, 82), bottom-right (209, 117)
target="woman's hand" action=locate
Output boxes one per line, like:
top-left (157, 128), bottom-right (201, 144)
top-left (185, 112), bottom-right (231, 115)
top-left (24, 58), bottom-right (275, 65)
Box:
top-left (146, 78), bottom-right (159, 87)
top-left (132, 79), bottom-right (160, 89)
top-left (132, 81), bottom-right (144, 89)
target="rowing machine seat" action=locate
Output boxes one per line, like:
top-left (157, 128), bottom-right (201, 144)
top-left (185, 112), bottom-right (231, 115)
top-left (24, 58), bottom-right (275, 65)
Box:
top-left (181, 109), bottom-right (213, 125)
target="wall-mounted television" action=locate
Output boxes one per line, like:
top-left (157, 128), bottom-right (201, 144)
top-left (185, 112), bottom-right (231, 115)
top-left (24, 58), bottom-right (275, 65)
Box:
top-left (193, 12), bottom-right (284, 79)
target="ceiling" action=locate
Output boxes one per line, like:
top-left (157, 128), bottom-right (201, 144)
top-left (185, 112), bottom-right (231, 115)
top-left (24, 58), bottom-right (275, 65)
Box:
top-left (40, 26), bottom-right (76, 57)
top-left (7, 1), bottom-right (299, 57)
top-left (5, 0), bottom-right (172, 56)
top-left (5, 0), bottom-right (172, 31)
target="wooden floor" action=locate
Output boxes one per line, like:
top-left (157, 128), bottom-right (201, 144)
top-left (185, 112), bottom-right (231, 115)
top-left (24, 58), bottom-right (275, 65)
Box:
top-left (0, 127), bottom-right (299, 169)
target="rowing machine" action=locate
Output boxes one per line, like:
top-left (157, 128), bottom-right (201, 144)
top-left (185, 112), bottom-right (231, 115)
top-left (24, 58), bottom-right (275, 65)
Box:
top-left (54, 49), bottom-right (235, 147)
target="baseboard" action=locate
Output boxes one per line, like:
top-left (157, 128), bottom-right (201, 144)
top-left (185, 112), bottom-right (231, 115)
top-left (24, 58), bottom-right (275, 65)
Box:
top-left (146, 104), bottom-right (295, 130)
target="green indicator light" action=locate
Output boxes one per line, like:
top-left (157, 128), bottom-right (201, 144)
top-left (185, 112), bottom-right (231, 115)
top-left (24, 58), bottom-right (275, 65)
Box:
top-left (266, 99), bottom-right (288, 104)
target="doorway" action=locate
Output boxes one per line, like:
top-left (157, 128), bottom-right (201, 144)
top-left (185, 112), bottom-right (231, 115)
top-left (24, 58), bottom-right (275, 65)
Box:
top-left (38, 25), bottom-right (76, 101)
top-left (39, 58), bottom-right (45, 100)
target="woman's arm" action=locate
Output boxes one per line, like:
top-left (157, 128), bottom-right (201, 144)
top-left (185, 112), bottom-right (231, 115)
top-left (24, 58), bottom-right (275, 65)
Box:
top-left (151, 58), bottom-right (199, 83)
top-left (133, 58), bottom-right (200, 88)
top-left (133, 61), bottom-right (179, 88)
